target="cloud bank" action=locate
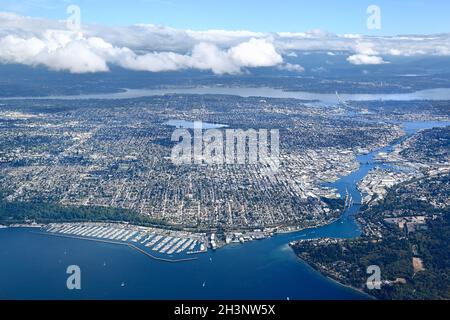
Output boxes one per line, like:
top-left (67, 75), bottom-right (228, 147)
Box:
top-left (0, 16), bottom-right (283, 74)
top-left (1, 12), bottom-right (450, 73)
top-left (346, 42), bottom-right (388, 65)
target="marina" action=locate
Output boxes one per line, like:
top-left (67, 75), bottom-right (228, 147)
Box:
top-left (43, 223), bottom-right (208, 259)
top-left (4, 87), bottom-right (450, 103)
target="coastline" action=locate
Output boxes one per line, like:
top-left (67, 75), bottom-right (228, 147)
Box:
top-left (1, 213), bottom-right (344, 252)
top-left (297, 254), bottom-right (375, 300)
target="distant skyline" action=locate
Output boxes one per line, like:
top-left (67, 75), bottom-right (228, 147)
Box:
top-left (0, 0), bottom-right (449, 35)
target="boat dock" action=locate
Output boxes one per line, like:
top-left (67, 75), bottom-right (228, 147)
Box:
top-left (43, 223), bottom-right (208, 258)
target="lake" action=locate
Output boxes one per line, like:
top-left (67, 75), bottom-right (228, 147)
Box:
top-left (3, 87), bottom-right (450, 103)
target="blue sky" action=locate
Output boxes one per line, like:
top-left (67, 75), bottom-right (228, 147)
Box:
top-left (1, 0), bottom-right (449, 35)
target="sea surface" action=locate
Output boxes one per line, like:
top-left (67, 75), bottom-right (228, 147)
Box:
top-left (0, 96), bottom-right (448, 299)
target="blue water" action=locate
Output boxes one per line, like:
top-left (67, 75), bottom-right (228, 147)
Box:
top-left (0, 121), bottom-right (448, 300)
top-left (3, 87), bottom-right (450, 102)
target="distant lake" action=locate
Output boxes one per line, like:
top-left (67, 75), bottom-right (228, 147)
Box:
top-left (3, 87), bottom-right (450, 103)
top-left (164, 120), bottom-right (228, 129)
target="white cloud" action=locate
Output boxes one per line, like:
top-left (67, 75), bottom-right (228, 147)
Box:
top-left (114, 38), bottom-right (282, 74)
top-left (0, 31), bottom-right (109, 73)
top-left (228, 38), bottom-right (282, 67)
top-left (345, 42), bottom-right (388, 65)
top-left (0, 26), bottom-right (283, 74)
top-left (0, 35), bottom-right (45, 63)
top-left (40, 39), bottom-right (109, 73)
top-left (353, 42), bottom-right (378, 56)
top-left (277, 63), bottom-right (305, 72)
top-left (347, 54), bottom-right (387, 65)
top-left (0, 12), bottom-right (284, 74)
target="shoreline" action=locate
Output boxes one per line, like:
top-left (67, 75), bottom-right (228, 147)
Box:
top-left (1, 214), bottom-right (344, 250)
top-left (298, 254), bottom-right (376, 300)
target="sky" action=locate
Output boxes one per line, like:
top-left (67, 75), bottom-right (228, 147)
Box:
top-left (0, 1), bottom-right (450, 75)
top-left (0, 0), bottom-right (449, 35)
